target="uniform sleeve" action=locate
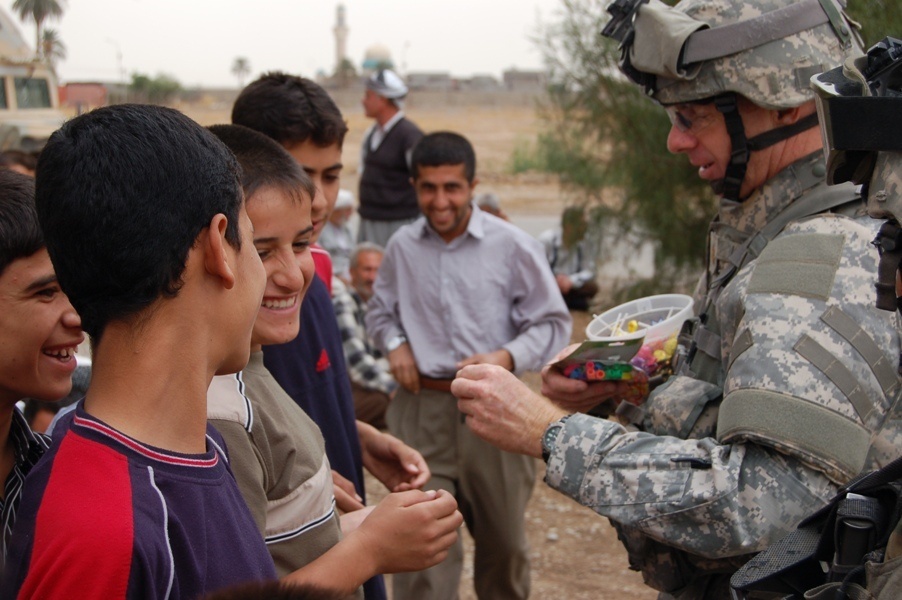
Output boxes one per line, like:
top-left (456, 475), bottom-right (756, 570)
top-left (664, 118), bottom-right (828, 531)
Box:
top-left (544, 413), bottom-right (838, 559)
top-left (544, 215), bottom-right (900, 561)
top-left (209, 419), bottom-right (268, 535)
top-left (502, 235), bottom-right (572, 372)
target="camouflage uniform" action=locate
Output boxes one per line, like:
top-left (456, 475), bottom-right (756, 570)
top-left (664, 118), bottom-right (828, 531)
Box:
top-left (545, 152), bottom-right (901, 598)
top-left (544, 3), bottom-right (902, 597)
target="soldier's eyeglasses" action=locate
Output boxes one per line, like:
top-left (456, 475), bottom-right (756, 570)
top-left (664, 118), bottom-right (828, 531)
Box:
top-left (664, 103), bottom-right (718, 135)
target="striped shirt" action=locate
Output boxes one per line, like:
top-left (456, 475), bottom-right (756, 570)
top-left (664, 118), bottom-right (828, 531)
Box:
top-left (1, 407), bottom-right (49, 568)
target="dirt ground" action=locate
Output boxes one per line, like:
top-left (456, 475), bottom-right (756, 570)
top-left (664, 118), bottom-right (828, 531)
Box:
top-left (182, 99), bottom-right (656, 599)
top-left (362, 314), bottom-right (655, 600)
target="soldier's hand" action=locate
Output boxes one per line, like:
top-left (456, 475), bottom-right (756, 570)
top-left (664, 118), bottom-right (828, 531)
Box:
top-left (389, 343), bottom-right (420, 394)
top-left (453, 363), bottom-right (568, 458)
top-left (541, 344), bottom-right (633, 413)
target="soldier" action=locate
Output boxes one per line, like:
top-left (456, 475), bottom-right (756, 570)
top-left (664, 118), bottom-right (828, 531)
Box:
top-left (732, 36), bottom-right (902, 600)
top-left (451, 1), bottom-right (902, 598)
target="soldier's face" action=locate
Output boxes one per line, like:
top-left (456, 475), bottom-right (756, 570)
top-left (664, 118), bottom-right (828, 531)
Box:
top-left (665, 98), bottom-right (782, 199)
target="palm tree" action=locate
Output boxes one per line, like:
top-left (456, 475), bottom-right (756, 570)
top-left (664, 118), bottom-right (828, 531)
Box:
top-left (12, 0), bottom-right (66, 60)
top-left (41, 28), bottom-right (66, 73)
top-left (231, 57), bottom-right (250, 89)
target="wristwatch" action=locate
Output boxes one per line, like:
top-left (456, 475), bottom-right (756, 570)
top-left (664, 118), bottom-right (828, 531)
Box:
top-left (541, 415), bottom-right (572, 463)
top-left (386, 334), bottom-right (408, 352)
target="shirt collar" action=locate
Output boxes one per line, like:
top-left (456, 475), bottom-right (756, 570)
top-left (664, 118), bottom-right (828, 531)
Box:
top-left (9, 406), bottom-right (49, 468)
top-left (380, 111), bottom-right (405, 134)
top-left (416, 201), bottom-right (484, 243)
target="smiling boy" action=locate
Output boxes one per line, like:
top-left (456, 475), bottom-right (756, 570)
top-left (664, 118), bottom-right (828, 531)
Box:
top-left (205, 124), bottom-right (460, 597)
top-left (2, 105), bottom-right (277, 598)
top-left (0, 170), bottom-right (82, 569)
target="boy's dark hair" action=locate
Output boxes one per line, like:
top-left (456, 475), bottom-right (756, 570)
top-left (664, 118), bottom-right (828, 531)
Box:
top-left (208, 124), bottom-right (316, 203)
top-left (0, 170), bottom-right (42, 276)
top-left (35, 104), bottom-right (244, 340)
top-left (411, 132), bottom-right (476, 183)
top-left (231, 72), bottom-right (348, 149)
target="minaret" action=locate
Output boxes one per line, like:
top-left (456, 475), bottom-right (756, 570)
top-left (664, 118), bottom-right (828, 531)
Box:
top-left (333, 4), bottom-right (348, 73)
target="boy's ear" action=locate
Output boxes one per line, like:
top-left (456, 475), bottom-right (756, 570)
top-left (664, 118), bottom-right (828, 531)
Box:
top-left (203, 214), bottom-right (236, 290)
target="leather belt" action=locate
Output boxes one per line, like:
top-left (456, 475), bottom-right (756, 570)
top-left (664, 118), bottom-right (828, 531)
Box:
top-left (419, 376), bottom-right (454, 393)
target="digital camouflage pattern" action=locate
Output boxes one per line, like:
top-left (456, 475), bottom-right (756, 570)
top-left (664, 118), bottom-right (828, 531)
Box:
top-left (544, 154), bottom-right (902, 599)
top-left (645, 0), bottom-right (862, 109)
top-left (864, 152), bottom-right (902, 473)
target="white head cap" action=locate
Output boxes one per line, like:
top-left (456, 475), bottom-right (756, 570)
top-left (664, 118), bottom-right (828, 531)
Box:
top-left (366, 69), bottom-right (408, 100)
top-left (335, 189), bottom-right (355, 209)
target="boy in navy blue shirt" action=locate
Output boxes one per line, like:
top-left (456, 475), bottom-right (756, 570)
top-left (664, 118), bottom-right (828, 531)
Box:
top-left (3, 105), bottom-right (277, 598)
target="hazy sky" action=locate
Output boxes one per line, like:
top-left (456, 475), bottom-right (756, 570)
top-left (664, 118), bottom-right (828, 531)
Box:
top-left (5, 0), bottom-right (562, 88)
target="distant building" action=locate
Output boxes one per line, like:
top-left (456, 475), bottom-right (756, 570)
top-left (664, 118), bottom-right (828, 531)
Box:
top-left (462, 75), bottom-right (500, 91)
top-left (362, 44), bottom-right (393, 75)
top-left (407, 71), bottom-right (452, 91)
top-left (502, 68), bottom-right (547, 91)
top-left (59, 82), bottom-right (107, 112)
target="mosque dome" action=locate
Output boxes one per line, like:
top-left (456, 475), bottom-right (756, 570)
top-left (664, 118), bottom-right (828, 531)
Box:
top-left (362, 44), bottom-right (394, 71)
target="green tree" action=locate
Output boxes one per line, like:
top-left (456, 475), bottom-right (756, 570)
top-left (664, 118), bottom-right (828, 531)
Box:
top-left (231, 56), bottom-right (250, 89)
top-left (531, 0), bottom-right (712, 299)
top-left (847, 0), bottom-right (902, 47)
top-left (12, 0), bottom-right (65, 60)
top-left (129, 72), bottom-right (182, 105)
top-left (41, 27), bottom-right (66, 74)
top-left (528, 0), bottom-right (902, 300)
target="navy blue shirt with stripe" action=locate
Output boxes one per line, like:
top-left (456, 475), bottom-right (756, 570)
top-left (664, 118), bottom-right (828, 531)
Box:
top-left (2, 405), bottom-right (276, 599)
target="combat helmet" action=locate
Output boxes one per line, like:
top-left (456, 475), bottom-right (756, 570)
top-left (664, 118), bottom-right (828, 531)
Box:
top-left (811, 37), bottom-right (902, 311)
top-left (602, 0), bottom-right (863, 201)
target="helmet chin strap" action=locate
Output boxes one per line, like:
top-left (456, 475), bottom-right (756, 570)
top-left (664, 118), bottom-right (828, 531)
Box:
top-left (711, 93), bottom-right (820, 202)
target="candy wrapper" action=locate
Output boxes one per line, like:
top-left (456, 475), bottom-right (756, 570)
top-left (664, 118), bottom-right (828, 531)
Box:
top-left (552, 337), bottom-right (650, 405)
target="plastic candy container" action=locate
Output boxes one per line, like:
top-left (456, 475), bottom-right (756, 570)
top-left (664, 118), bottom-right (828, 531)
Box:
top-left (585, 294), bottom-right (693, 380)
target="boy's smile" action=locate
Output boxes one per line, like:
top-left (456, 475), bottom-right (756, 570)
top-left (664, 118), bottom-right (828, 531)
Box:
top-left (247, 186), bottom-right (315, 350)
top-left (0, 248), bottom-right (83, 404)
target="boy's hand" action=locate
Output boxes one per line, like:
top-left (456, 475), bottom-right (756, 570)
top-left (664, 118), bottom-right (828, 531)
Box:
top-left (332, 470), bottom-right (365, 512)
top-left (389, 343), bottom-right (420, 393)
top-left (340, 505), bottom-right (375, 534)
top-left (357, 421), bottom-right (429, 491)
top-left (351, 489), bottom-right (462, 574)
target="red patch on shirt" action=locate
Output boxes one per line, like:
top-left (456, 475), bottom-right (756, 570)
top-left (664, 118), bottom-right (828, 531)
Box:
top-left (316, 349), bottom-right (331, 372)
top-left (20, 432), bottom-right (134, 599)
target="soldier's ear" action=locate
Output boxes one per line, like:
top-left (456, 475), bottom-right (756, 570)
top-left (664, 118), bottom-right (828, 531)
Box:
top-left (775, 103), bottom-right (814, 126)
